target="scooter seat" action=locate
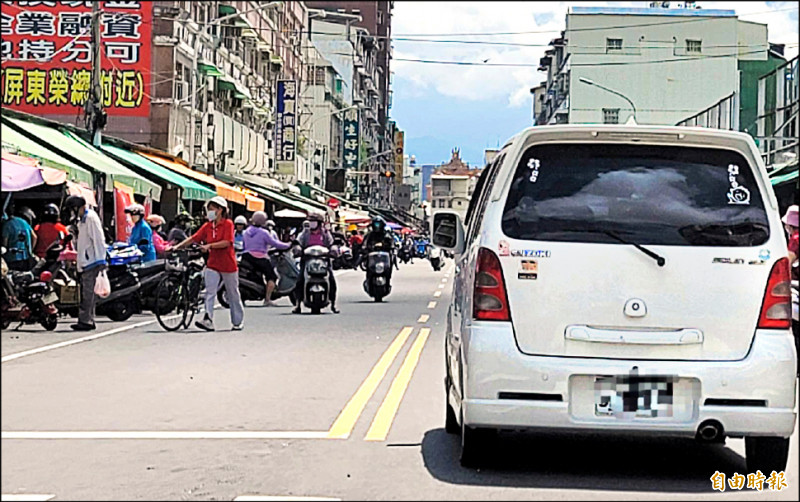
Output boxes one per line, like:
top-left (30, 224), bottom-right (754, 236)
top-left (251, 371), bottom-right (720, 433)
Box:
top-left (133, 259), bottom-right (166, 274)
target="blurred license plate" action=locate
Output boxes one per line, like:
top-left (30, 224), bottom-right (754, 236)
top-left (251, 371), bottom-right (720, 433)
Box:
top-left (594, 373), bottom-right (680, 419)
top-left (43, 292), bottom-right (59, 305)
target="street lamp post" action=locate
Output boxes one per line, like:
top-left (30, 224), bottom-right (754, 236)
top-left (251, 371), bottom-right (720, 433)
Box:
top-left (578, 77), bottom-right (637, 123)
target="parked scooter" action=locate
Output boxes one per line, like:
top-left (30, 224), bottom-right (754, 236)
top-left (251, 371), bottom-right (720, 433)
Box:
top-left (300, 245), bottom-right (333, 314)
top-left (363, 240), bottom-right (393, 302)
top-left (429, 245), bottom-right (443, 271)
top-left (1, 243), bottom-right (60, 331)
top-left (217, 248), bottom-right (300, 307)
top-left (94, 240), bottom-right (166, 322)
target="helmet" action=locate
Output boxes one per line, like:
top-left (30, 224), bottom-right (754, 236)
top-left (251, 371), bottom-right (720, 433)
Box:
top-left (174, 211), bottom-right (193, 223)
top-left (307, 211), bottom-right (325, 222)
top-left (266, 219), bottom-right (275, 228)
top-left (17, 206), bottom-right (36, 226)
top-left (124, 203), bottom-right (145, 216)
top-left (252, 211), bottom-right (268, 227)
top-left (234, 215), bottom-right (248, 226)
top-left (43, 203), bottom-right (59, 217)
top-left (371, 216), bottom-right (386, 233)
top-left (302, 220), bottom-right (310, 229)
top-left (146, 214), bottom-right (165, 227)
top-left (206, 196), bottom-right (228, 210)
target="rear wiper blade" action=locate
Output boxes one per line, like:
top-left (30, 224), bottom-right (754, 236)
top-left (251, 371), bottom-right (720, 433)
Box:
top-left (601, 230), bottom-right (666, 267)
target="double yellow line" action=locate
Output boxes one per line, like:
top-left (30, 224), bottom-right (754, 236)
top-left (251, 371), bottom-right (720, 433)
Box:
top-left (327, 326), bottom-right (431, 441)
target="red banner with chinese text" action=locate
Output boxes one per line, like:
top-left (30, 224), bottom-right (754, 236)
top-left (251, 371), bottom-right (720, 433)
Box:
top-left (1, 1), bottom-right (151, 117)
top-left (114, 181), bottom-right (134, 242)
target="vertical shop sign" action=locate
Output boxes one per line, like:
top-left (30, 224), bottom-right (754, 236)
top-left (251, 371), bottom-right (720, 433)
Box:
top-left (275, 79), bottom-right (297, 175)
top-left (342, 107), bottom-right (359, 170)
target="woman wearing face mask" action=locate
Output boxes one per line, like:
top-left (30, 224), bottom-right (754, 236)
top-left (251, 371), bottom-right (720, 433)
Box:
top-left (292, 211), bottom-right (338, 314)
top-left (169, 196), bottom-right (244, 331)
top-left (146, 214), bottom-right (168, 258)
top-left (125, 204), bottom-right (156, 263)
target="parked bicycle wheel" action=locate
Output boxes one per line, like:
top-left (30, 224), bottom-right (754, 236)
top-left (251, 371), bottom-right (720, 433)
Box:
top-left (154, 274), bottom-right (187, 331)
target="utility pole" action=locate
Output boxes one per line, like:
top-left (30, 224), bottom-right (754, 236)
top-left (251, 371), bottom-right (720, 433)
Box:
top-left (88, 1), bottom-right (106, 219)
top-left (89, 1), bottom-right (105, 147)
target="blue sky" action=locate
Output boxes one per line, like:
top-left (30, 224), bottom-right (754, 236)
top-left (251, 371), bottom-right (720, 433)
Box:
top-left (388, 1), bottom-right (799, 167)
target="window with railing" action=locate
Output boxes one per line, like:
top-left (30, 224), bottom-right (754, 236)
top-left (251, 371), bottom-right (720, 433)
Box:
top-left (686, 39), bottom-right (702, 54)
top-left (603, 108), bottom-right (620, 124)
top-left (606, 38), bottom-right (623, 52)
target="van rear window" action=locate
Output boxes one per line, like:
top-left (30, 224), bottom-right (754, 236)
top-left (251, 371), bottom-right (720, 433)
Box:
top-left (501, 143), bottom-right (769, 246)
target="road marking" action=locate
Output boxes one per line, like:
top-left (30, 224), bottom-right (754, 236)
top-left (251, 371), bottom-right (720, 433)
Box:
top-left (433, 291), bottom-right (442, 298)
top-left (441, 278), bottom-right (447, 283)
top-left (1, 496), bottom-right (55, 502)
top-left (1, 431), bottom-right (330, 440)
top-left (326, 327), bottom-right (414, 439)
top-left (1, 319), bottom-right (156, 364)
top-left (417, 314), bottom-right (429, 323)
top-left (234, 497), bottom-right (340, 502)
top-left (364, 328), bottom-right (432, 441)
top-left (427, 301), bottom-right (437, 309)
top-left (437, 284), bottom-right (445, 289)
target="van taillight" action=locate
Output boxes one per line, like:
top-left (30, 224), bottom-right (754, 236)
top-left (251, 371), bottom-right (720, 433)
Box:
top-left (757, 257), bottom-right (791, 329)
top-left (473, 247), bottom-right (510, 321)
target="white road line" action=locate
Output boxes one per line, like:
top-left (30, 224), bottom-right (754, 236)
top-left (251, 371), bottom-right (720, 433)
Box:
top-left (1, 431), bottom-right (330, 440)
top-left (427, 301), bottom-right (437, 309)
top-left (441, 278), bottom-right (447, 283)
top-left (1, 319), bottom-right (156, 364)
top-left (1, 496), bottom-right (55, 502)
top-left (234, 497), bottom-right (340, 502)
top-left (433, 291), bottom-right (442, 298)
top-left (437, 284), bottom-right (444, 289)
top-left (417, 314), bottom-right (429, 323)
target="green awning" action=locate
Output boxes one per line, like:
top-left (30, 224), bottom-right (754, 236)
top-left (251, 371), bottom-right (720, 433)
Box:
top-left (1, 122), bottom-right (93, 186)
top-left (217, 79), bottom-right (236, 92)
top-left (101, 144), bottom-right (217, 201)
top-left (4, 117), bottom-right (161, 200)
top-left (244, 184), bottom-right (319, 214)
top-left (198, 63), bottom-right (223, 77)
top-left (234, 80), bottom-right (252, 100)
top-left (219, 4), bottom-right (236, 16)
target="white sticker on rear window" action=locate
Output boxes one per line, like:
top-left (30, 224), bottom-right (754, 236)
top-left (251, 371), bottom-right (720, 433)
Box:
top-left (727, 164), bottom-right (750, 205)
top-left (528, 158), bottom-right (540, 183)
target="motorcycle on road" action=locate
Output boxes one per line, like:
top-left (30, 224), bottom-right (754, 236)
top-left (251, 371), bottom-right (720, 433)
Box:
top-left (363, 241), bottom-right (393, 302)
top-left (300, 245), bottom-right (333, 314)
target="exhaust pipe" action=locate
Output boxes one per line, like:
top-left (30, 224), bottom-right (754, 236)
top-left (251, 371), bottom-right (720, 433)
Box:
top-left (696, 420), bottom-right (724, 443)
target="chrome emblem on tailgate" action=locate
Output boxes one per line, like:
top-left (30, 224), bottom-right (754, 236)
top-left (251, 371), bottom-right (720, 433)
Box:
top-left (624, 298), bottom-right (647, 317)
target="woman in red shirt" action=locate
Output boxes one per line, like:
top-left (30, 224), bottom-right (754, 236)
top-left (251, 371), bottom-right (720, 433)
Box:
top-left (169, 196), bottom-right (244, 331)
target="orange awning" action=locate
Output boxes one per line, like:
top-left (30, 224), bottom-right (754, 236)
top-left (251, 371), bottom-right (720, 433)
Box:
top-left (140, 153), bottom-right (264, 211)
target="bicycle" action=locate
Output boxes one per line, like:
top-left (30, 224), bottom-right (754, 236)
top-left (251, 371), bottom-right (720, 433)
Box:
top-left (154, 247), bottom-right (206, 331)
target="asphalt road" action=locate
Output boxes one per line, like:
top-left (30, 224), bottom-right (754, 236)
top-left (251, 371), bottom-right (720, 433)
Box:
top-left (2, 259), bottom-right (798, 501)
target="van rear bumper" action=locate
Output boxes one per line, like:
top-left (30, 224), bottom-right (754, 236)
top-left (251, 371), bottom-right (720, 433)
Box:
top-left (462, 325), bottom-right (797, 438)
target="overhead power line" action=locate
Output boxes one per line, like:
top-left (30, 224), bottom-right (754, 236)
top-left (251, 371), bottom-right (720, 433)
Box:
top-left (335, 47), bottom-right (792, 68)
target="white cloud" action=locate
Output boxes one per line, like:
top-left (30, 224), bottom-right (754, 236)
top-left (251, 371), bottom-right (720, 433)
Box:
top-left (391, 1), bottom-right (798, 108)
